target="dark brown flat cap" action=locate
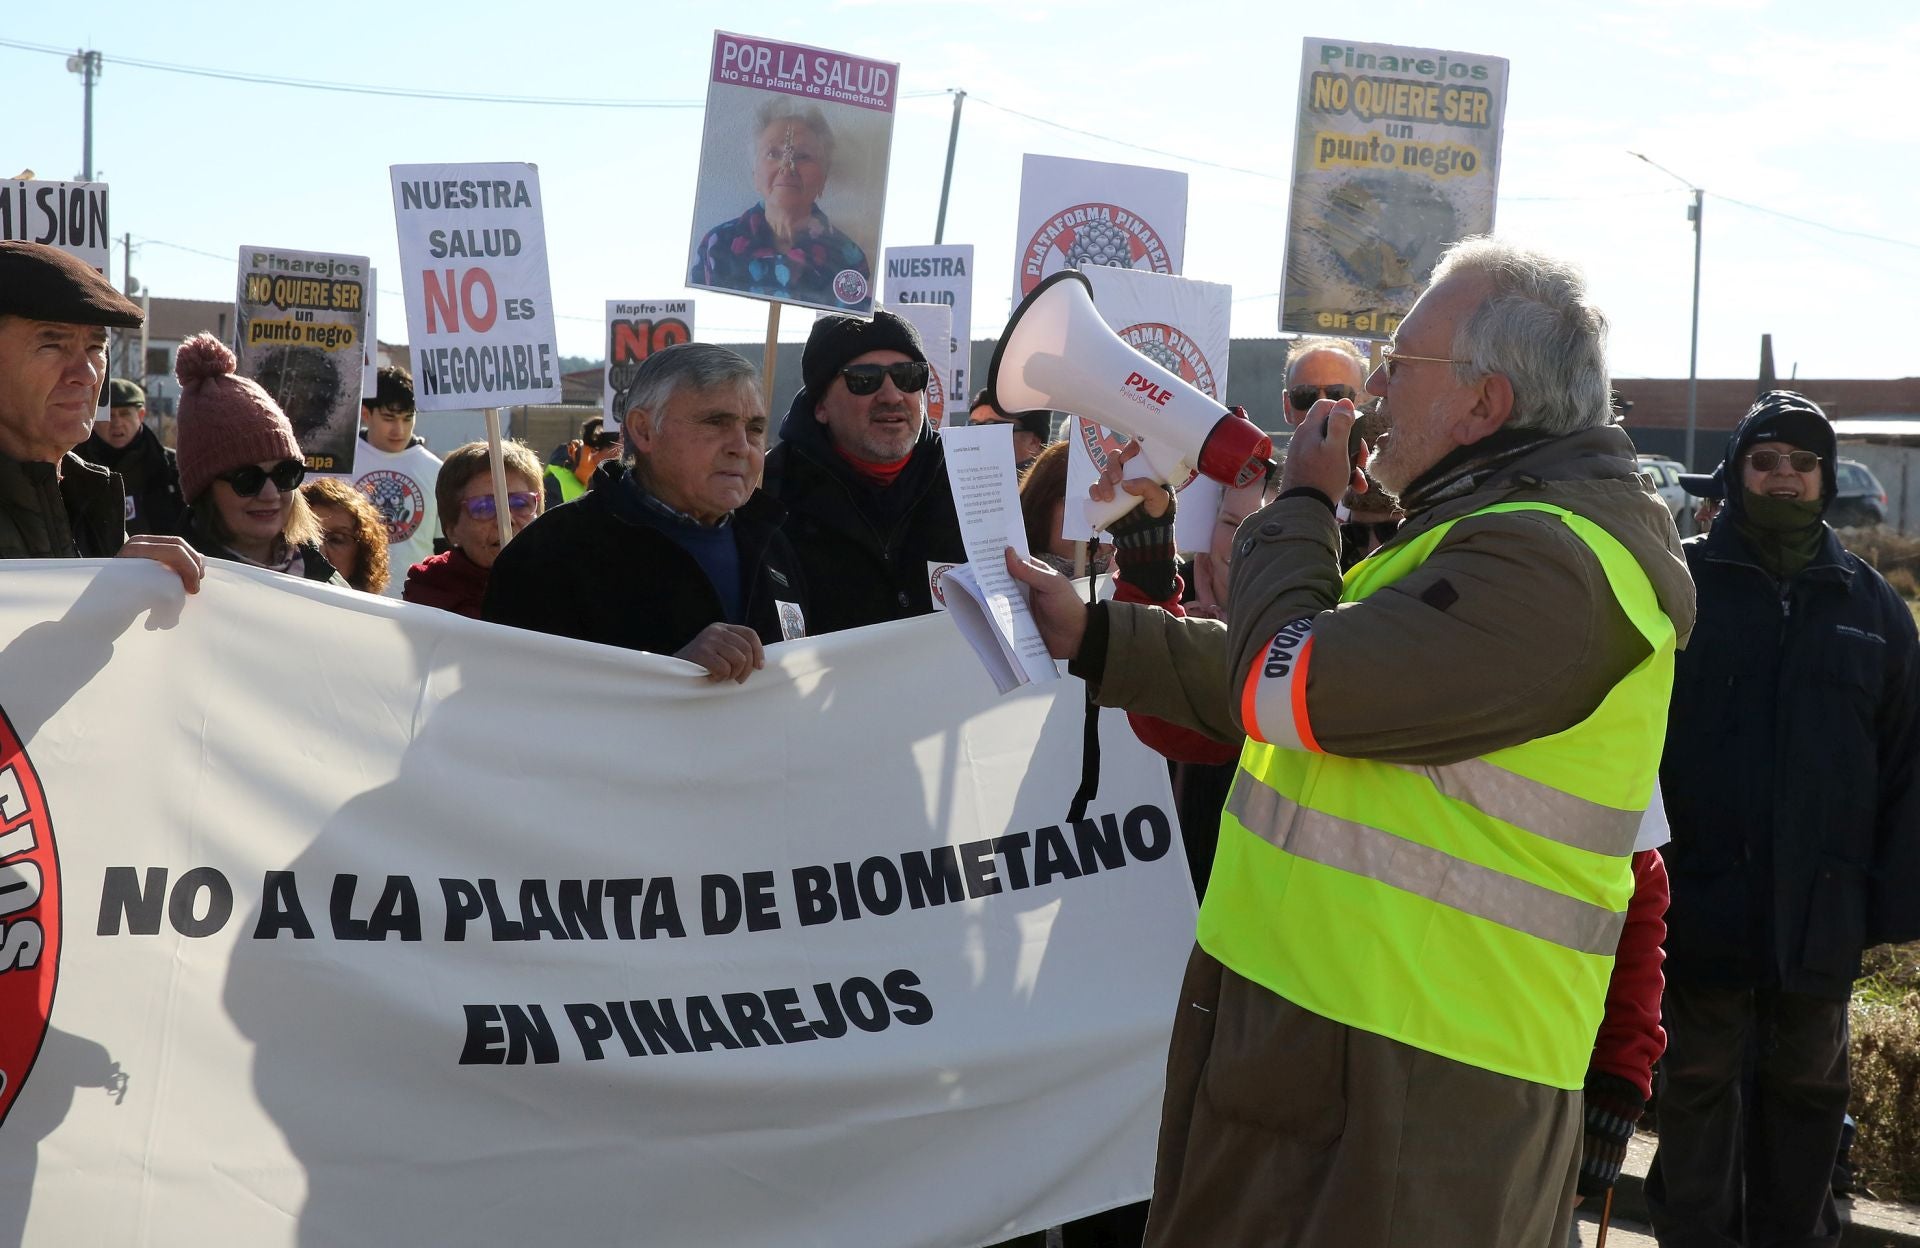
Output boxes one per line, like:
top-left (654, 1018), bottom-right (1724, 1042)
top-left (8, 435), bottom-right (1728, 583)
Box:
top-left (0, 240), bottom-right (144, 329)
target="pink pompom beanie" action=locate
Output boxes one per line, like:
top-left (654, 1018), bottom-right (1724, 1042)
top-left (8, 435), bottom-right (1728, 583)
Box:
top-left (173, 333), bottom-right (302, 501)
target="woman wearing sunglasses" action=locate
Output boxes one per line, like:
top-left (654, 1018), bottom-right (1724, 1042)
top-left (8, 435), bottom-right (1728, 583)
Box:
top-left (402, 440), bottom-right (543, 618)
top-left (172, 334), bottom-right (344, 585)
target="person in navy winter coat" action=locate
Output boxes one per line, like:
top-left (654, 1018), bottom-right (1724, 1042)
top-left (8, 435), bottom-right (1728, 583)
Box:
top-left (1648, 391), bottom-right (1920, 1248)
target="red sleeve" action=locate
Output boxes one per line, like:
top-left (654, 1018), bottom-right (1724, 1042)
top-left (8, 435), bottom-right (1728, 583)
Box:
top-left (1589, 848), bottom-right (1669, 1098)
top-left (1114, 575), bottom-right (1242, 766)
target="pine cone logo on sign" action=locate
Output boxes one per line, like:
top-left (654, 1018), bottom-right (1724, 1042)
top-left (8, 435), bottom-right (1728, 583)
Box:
top-left (0, 708), bottom-right (61, 1127)
top-left (359, 471), bottom-right (429, 543)
top-left (1075, 322), bottom-right (1215, 494)
top-left (1020, 204), bottom-right (1175, 297)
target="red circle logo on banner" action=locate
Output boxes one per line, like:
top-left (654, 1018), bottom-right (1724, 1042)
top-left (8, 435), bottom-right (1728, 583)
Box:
top-left (0, 707), bottom-right (61, 1127)
top-left (1018, 203), bottom-right (1176, 298)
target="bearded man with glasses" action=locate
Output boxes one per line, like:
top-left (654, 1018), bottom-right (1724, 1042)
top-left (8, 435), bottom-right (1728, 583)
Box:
top-left (1647, 391), bottom-right (1920, 1248)
top-left (763, 310), bottom-right (965, 635)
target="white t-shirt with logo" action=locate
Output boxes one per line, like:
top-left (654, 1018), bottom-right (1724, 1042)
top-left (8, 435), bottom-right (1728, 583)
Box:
top-left (351, 440), bottom-right (443, 598)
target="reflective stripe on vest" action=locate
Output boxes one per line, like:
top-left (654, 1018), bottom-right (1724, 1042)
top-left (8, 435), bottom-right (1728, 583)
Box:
top-left (547, 464), bottom-right (586, 504)
top-left (1200, 500), bottom-right (1676, 1089)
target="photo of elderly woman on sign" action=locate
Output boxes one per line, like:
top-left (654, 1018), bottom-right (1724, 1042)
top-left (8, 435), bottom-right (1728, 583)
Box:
top-left (689, 102), bottom-right (871, 309)
top-left (686, 32), bottom-right (898, 315)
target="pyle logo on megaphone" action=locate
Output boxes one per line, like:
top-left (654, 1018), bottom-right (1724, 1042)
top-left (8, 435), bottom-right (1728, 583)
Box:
top-left (1123, 373), bottom-right (1175, 407)
top-left (986, 269), bottom-right (1273, 527)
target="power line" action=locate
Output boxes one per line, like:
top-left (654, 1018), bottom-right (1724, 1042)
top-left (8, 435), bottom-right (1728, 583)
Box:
top-left (1713, 193), bottom-right (1920, 253)
top-left (0, 37), bottom-right (943, 109)
top-left (966, 93), bottom-right (1285, 180)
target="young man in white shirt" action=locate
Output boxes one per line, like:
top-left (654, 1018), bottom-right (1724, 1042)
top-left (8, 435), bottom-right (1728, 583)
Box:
top-left (352, 366), bottom-right (441, 597)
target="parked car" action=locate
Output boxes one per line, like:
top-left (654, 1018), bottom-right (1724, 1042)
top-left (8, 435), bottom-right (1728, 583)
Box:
top-left (1638, 455), bottom-right (1694, 536)
top-left (1830, 457), bottom-right (1890, 528)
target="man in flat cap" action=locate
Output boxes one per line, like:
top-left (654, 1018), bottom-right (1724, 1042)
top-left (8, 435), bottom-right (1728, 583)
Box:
top-left (761, 309), bottom-right (964, 635)
top-left (0, 241), bottom-right (201, 587)
top-left (1649, 391), bottom-right (1919, 1248)
top-left (75, 378), bottom-right (186, 538)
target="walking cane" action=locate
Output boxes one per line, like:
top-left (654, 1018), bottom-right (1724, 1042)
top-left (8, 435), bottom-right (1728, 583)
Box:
top-left (1595, 1187), bottom-right (1614, 1248)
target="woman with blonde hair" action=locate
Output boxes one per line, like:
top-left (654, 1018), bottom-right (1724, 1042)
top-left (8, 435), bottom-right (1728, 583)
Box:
top-left (172, 333), bottom-right (342, 585)
top-left (402, 439), bottom-right (543, 618)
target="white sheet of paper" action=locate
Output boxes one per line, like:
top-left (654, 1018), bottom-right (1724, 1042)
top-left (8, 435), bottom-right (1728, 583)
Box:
top-left (940, 423), bottom-right (1060, 692)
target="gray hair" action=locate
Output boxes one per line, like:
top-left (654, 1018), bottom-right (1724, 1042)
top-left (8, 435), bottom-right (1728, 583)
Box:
top-left (1426, 237), bottom-right (1611, 436)
top-left (750, 100), bottom-right (835, 172)
top-left (617, 342), bottom-right (760, 439)
top-left (1284, 336), bottom-right (1369, 385)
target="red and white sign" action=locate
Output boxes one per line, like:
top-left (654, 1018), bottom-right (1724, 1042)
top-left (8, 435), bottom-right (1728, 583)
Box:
top-left (390, 163), bottom-right (561, 411)
top-left (1012, 156), bottom-right (1187, 305)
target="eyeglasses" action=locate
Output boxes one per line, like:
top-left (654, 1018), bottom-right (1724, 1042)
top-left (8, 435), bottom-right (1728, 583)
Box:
top-left (840, 361), bottom-right (930, 396)
top-left (1340, 519), bottom-right (1402, 545)
top-left (458, 492), bottom-right (540, 521)
top-left (1746, 448), bottom-right (1821, 473)
top-left (217, 460), bottom-right (307, 497)
top-left (1378, 347), bottom-right (1464, 378)
top-left (1287, 384), bottom-right (1358, 410)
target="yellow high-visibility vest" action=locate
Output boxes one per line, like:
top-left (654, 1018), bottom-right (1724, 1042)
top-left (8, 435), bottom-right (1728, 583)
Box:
top-left (546, 463), bottom-right (587, 505)
top-left (1203, 501), bottom-right (1675, 1088)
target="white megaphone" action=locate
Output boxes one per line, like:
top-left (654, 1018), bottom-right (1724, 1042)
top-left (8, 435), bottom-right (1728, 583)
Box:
top-left (987, 270), bottom-right (1274, 530)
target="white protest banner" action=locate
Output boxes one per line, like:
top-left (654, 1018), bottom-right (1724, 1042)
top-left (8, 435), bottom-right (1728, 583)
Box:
top-left (390, 163), bottom-right (562, 411)
top-left (234, 246), bottom-right (371, 474)
top-left (1013, 156), bottom-right (1187, 307)
top-left (603, 300), bottom-right (695, 427)
top-left (0, 562), bottom-right (1194, 1247)
top-left (1060, 267), bottom-right (1232, 552)
top-left (886, 301), bottom-right (952, 428)
top-left (1280, 37), bottom-right (1509, 338)
top-left (687, 32), bottom-right (898, 315)
top-left (0, 179), bottom-right (110, 275)
top-left (883, 244), bottom-right (974, 404)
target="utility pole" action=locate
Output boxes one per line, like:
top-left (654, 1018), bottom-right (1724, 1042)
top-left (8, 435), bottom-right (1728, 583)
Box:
top-left (67, 49), bottom-right (103, 181)
top-left (120, 232), bottom-right (134, 378)
top-left (1630, 152), bottom-right (1705, 469)
top-left (934, 89), bottom-right (966, 244)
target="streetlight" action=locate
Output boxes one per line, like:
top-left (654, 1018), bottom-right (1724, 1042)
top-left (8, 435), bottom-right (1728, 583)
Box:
top-left (66, 49), bottom-right (102, 182)
top-left (1630, 152), bottom-right (1704, 469)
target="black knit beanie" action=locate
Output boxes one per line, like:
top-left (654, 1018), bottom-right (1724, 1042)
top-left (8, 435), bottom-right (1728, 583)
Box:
top-left (802, 309), bottom-right (927, 400)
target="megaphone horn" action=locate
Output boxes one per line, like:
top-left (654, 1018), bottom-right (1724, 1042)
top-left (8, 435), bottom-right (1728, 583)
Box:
top-left (986, 270), bottom-right (1273, 500)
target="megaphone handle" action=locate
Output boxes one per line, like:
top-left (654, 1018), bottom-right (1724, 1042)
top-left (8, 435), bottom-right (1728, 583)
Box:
top-left (1085, 481), bottom-right (1148, 532)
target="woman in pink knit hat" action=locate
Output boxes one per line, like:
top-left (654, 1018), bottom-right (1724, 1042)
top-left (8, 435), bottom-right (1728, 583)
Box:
top-left (173, 333), bottom-right (344, 584)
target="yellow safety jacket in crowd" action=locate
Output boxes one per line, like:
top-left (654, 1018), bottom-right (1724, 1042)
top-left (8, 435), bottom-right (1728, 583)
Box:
top-left (1203, 500), bottom-right (1677, 1089)
top-left (546, 462), bottom-right (587, 505)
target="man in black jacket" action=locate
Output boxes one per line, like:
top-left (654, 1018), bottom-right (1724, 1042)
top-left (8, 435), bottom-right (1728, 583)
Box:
top-left (0, 241), bottom-right (201, 588)
top-left (762, 310), bottom-right (964, 635)
top-left (483, 343), bottom-right (808, 682)
top-left (1648, 391), bottom-right (1920, 1248)
top-left (75, 379), bottom-right (186, 536)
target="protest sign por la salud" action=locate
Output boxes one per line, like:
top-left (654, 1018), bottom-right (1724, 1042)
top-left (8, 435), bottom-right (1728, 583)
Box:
top-left (1061, 267), bottom-right (1232, 552)
top-left (1280, 37), bottom-right (1509, 338)
top-left (687, 32), bottom-right (898, 316)
top-left (1012, 156), bottom-right (1187, 307)
top-left (883, 244), bottom-right (974, 404)
top-left (389, 163), bottom-right (562, 412)
top-left (603, 301), bottom-right (696, 429)
top-left (0, 561), bottom-right (1193, 1246)
top-left (885, 301), bottom-right (952, 427)
top-left (234, 245), bottom-right (370, 474)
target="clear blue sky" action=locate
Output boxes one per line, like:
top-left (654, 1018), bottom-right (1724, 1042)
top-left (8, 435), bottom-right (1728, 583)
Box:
top-left (7, 0), bottom-right (1917, 384)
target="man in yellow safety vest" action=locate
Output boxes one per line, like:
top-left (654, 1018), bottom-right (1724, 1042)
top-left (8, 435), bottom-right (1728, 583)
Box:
top-left (1008, 237), bottom-right (1697, 1248)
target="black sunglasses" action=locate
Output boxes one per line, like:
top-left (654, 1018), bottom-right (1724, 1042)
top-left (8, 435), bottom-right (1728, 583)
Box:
top-left (1288, 384), bottom-right (1358, 411)
top-left (840, 361), bottom-right (930, 396)
top-left (217, 460), bottom-right (307, 498)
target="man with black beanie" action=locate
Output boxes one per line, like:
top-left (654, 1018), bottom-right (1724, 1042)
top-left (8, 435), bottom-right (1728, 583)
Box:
top-left (1648, 390), bottom-right (1920, 1248)
top-left (762, 309), bottom-right (965, 636)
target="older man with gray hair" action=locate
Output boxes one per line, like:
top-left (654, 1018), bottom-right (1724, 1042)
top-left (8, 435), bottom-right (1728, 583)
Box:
top-left (1007, 237), bottom-right (1696, 1247)
top-left (484, 342), bottom-right (810, 682)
